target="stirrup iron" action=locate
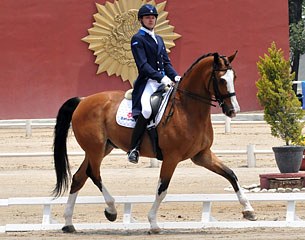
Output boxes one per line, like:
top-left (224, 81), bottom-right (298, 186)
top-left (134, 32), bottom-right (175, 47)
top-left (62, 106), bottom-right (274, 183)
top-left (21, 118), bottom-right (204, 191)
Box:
top-left (128, 149), bottom-right (139, 164)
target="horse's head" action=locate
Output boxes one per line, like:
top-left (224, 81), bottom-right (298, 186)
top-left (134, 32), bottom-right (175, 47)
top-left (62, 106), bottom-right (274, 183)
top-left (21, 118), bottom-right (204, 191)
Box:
top-left (210, 52), bottom-right (240, 118)
top-left (178, 52), bottom-right (240, 118)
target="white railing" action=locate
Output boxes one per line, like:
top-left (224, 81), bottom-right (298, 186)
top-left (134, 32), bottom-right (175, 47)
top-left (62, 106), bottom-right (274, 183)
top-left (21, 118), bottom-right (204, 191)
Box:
top-left (0, 114), bottom-right (266, 136)
top-left (0, 115), bottom-right (273, 168)
top-left (1, 193), bottom-right (305, 233)
top-left (0, 145), bottom-right (271, 168)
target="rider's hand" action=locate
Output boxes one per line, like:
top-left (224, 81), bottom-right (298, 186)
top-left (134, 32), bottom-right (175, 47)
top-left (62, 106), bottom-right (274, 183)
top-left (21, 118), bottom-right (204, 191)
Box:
top-left (161, 76), bottom-right (175, 87)
top-left (174, 75), bottom-right (181, 82)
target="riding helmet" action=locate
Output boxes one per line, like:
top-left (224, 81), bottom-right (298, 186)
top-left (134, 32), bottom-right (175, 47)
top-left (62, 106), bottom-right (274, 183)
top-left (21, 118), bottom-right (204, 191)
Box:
top-left (138, 4), bottom-right (158, 19)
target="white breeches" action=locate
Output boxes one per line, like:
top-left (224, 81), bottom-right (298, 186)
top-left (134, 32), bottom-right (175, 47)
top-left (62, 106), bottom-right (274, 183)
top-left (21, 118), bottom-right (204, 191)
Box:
top-left (141, 79), bottom-right (162, 119)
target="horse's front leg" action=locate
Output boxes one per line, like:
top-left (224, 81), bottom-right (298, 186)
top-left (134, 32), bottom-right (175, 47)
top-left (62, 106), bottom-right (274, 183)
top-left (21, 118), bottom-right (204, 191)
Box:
top-left (148, 160), bottom-right (178, 234)
top-left (191, 150), bottom-right (257, 221)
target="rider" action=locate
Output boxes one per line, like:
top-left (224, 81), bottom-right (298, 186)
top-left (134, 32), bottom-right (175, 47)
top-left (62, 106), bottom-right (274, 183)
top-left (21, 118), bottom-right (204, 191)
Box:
top-left (127, 4), bottom-right (180, 164)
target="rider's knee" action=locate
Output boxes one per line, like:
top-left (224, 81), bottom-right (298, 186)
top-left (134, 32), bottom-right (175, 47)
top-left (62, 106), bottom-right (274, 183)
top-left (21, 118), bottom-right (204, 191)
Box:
top-left (141, 108), bottom-right (152, 119)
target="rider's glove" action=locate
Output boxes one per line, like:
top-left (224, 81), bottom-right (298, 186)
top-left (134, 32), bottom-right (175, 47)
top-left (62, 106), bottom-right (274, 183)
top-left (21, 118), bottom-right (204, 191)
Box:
top-left (174, 75), bottom-right (181, 82)
top-left (161, 76), bottom-right (175, 87)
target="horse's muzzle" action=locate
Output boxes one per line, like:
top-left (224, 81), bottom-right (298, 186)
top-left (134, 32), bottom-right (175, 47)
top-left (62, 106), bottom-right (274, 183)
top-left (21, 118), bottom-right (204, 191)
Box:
top-left (229, 110), bottom-right (236, 118)
top-left (222, 104), bottom-right (237, 118)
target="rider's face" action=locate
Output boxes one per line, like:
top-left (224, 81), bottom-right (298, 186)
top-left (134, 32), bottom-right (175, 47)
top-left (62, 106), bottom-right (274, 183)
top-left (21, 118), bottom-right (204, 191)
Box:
top-left (141, 15), bottom-right (157, 30)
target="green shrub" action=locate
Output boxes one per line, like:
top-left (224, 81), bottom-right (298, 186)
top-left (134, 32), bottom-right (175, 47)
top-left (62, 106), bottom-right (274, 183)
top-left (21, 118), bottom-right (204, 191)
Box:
top-left (256, 42), bottom-right (305, 145)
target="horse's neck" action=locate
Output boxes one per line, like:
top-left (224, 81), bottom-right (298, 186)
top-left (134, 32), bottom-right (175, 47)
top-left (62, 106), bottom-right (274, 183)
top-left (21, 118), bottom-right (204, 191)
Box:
top-left (180, 58), bottom-right (212, 96)
top-left (174, 88), bottom-right (213, 138)
top-left (177, 92), bottom-right (211, 117)
top-left (175, 59), bottom-right (213, 123)
top-left (179, 64), bottom-right (212, 106)
top-left (176, 85), bottom-right (211, 122)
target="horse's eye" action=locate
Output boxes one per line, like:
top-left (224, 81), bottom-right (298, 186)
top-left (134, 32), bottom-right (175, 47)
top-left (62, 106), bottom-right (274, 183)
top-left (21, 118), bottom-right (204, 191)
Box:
top-left (219, 78), bottom-right (226, 84)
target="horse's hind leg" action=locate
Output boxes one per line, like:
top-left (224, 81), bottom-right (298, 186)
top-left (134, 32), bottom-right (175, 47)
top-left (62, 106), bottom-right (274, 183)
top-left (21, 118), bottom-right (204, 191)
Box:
top-left (62, 157), bottom-right (89, 233)
top-left (62, 145), bottom-right (116, 233)
top-left (191, 150), bottom-right (257, 221)
top-left (86, 162), bottom-right (117, 222)
top-left (85, 145), bottom-right (117, 222)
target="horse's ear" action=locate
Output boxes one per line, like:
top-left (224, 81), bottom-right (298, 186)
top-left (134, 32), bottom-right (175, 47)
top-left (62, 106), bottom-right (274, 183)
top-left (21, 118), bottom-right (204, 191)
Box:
top-left (213, 52), bottom-right (220, 66)
top-left (228, 50), bottom-right (238, 63)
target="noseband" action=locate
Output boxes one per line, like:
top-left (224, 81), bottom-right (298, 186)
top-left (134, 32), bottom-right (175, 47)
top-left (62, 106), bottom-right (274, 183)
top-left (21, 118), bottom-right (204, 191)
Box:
top-left (211, 68), bottom-right (236, 108)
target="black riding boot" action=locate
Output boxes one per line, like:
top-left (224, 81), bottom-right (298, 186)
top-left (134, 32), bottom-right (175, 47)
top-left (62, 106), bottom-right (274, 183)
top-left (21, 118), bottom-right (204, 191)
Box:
top-left (128, 114), bottom-right (149, 164)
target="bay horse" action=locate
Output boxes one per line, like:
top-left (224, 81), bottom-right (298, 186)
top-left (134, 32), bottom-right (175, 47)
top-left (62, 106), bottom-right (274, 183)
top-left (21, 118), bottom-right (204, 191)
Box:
top-left (53, 52), bottom-right (257, 233)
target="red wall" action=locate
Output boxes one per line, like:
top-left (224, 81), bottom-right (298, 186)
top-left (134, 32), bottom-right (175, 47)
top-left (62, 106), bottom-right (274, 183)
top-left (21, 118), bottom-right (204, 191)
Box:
top-left (0, 0), bottom-right (289, 119)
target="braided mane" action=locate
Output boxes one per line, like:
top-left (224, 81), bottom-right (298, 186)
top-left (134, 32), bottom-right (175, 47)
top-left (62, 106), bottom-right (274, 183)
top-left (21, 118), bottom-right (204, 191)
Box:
top-left (182, 53), bottom-right (215, 78)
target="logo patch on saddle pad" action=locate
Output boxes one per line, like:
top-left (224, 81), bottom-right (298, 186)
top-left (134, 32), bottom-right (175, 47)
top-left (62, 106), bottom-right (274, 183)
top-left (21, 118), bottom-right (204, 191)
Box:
top-left (116, 88), bottom-right (173, 128)
top-left (116, 100), bottom-right (136, 128)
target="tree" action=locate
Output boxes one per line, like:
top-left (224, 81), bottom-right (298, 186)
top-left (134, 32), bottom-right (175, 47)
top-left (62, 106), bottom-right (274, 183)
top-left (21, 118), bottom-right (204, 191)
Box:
top-left (256, 42), bottom-right (305, 145)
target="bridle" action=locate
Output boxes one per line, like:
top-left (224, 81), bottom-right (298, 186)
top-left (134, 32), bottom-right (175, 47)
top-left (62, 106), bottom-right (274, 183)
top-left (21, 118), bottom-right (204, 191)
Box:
top-left (164, 53), bottom-right (235, 125)
top-left (211, 68), bottom-right (236, 108)
top-left (176, 53), bottom-right (235, 108)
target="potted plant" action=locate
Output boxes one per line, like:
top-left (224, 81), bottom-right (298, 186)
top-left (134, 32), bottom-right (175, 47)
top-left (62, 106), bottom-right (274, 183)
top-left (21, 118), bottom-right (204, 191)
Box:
top-left (256, 42), bottom-right (305, 173)
top-left (295, 134), bottom-right (305, 171)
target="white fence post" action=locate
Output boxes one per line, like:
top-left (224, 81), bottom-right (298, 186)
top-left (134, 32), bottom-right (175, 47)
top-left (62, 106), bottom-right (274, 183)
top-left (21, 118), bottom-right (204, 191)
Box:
top-left (286, 201), bottom-right (296, 222)
top-left (247, 144), bottom-right (256, 168)
top-left (225, 116), bottom-right (231, 133)
top-left (123, 203), bottom-right (132, 224)
top-left (25, 120), bottom-right (32, 138)
top-left (150, 158), bottom-right (159, 168)
top-left (201, 201), bottom-right (212, 222)
top-left (42, 204), bottom-right (52, 225)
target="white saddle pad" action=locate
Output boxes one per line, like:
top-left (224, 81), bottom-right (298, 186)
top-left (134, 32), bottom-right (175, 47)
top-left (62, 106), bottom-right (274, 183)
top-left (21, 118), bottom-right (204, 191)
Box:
top-left (116, 87), bottom-right (173, 128)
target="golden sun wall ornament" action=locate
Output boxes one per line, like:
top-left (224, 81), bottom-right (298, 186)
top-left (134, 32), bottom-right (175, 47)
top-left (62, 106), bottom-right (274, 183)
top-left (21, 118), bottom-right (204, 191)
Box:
top-left (82, 0), bottom-right (181, 86)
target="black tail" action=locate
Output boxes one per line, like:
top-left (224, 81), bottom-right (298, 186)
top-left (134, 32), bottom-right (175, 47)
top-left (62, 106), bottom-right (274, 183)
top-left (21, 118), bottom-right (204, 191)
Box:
top-left (52, 97), bottom-right (81, 197)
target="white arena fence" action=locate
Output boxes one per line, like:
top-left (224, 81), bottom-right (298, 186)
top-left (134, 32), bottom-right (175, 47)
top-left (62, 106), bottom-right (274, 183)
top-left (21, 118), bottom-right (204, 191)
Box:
top-left (0, 114), bottom-right (272, 168)
top-left (0, 146), bottom-right (270, 168)
top-left (0, 113), bottom-right (266, 136)
top-left (1, 193), bottom-right (305, 233)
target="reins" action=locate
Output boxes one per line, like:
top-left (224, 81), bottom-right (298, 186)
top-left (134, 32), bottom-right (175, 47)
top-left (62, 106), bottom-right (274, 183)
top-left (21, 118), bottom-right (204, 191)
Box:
top-left (178, 53), bottom-right (233, 106)
top-left (176, 87), bottom-right (217, 107)
top-left (164, 53), bottom-right (233, 125)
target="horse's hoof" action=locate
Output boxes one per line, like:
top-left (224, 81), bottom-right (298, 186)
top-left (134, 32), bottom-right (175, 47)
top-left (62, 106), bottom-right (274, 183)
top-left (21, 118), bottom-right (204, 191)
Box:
top-left (104, 209), bottom-right (117, 222)
top-left (62, 225), bottom-right (76, 233)
top-left (148, 227), bottom-right (161, 234)
top-left (242, 211), bottom-right (257, 221)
